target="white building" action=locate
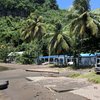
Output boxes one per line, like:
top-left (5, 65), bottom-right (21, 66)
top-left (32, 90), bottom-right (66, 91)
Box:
top-left (7, 51), bottom-right (24, 63)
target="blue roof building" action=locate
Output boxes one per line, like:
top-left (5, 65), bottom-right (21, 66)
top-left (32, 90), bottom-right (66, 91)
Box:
top-left (80, 53), bottom-right (95, 57)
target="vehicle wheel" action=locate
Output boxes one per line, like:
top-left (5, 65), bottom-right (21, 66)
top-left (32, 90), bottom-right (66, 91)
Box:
top-left (0, 80), bottom-right (9, 90)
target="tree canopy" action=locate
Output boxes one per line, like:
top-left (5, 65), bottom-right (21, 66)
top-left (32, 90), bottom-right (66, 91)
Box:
top-left (0, 0), bottom-right (59, 17)
top-left (0, 0), bottom-right (100, 63)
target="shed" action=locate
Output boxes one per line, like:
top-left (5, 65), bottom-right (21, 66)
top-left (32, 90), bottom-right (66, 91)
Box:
top-left (79, 53), bottom-right (96, 66)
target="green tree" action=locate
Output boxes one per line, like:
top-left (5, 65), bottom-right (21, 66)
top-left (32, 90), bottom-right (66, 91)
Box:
top-left (22, 13), bottom-right (46, 64)
top-left (71, 0), bottom-right (99, 38)
top-left (70, 0), bottom-right (100, 66)
top-left (22, 13), bottom-right (45, 42)
top-left (0, 43), bottom-right (14, 62)
top-left (49, 22), bottom-right (71, 64)
top-left (73, 0), bottom-right (90, 14)
top-left (0, 16), bottom-right (23, 46)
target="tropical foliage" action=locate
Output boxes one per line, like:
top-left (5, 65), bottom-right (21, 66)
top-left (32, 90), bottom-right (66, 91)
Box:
top-left (0, 0), bottom-right (99, 64)
top-left (22, 13), bottom-right (45, 42)
top-left (0, 0), bottom-right (58, 17)
top-left (49, 22), bottom-right (71, 55)
top-left (70, 0), bottom-right (100, 53)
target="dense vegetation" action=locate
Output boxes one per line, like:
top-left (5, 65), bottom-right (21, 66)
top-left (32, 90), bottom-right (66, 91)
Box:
top-left (0, 0), bottom-right (100, 64)
top-left (0, 0), bottom-right (58, 17)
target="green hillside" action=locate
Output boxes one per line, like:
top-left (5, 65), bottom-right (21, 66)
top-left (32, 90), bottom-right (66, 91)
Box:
top-left (0, 0), bottom-right (100, 64)
top-left (0, 0), bottom-right (58, 17)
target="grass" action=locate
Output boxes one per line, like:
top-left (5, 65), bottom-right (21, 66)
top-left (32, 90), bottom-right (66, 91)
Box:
top-left (67, 73), bottom-right (81, 78)
top-left (0, 66), bottom-right (10, 71)
top-left (79, 72), bottom-right (100, 84)
top-left (68, 71), bottom-right (100, 84)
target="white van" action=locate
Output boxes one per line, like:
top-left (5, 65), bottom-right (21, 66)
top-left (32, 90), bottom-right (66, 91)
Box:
top-left (95, 58), bottom-right (100, 73)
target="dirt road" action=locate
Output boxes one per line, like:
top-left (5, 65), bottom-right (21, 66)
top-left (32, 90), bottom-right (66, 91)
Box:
top-left (0, 63), bottom-right (90, 100)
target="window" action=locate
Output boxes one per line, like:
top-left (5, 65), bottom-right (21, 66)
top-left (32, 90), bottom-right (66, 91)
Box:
top-left (97, 59), bottom-right (100, 63)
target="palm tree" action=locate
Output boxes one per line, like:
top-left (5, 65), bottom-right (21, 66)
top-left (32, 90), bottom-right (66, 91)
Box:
top-left (70, 0), bottom-right (100, 67)
top-left (73, 0), bottom-right (90, 14)
top-left (49, 22), bottom-right (71, 65)
top-left (22, 13), bottom-right (45, 42)
top-left (71, 0), bottom-right (99, 38)
top-left (22, 13), bottom-right (46, 64)
top-left (70, 12), bottom-right (99, 38)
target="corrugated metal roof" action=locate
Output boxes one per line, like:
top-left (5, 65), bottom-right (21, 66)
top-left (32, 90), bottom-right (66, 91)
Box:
top-left (80, 53), bottom-right (95, 57)
top-left (8, 52), bottom-right (23, 56)
top-left (40, 53), bottom-right (100, 59)
top-left (39, 55), bottom-right (68, 59)
top-left (39, 55), bottom-right (58, 59)
top-left (80, 53), bottom-right (100, 57)
top-left (95, 53), bottom-right (100, 56)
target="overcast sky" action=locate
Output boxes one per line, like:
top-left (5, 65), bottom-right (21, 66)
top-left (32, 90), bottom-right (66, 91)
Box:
top-left (56, 0), bottom-right (100, 10)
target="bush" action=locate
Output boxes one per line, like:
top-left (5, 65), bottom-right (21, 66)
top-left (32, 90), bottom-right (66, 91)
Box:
top-left (16, 50), bottom-right (36, 64)
top-left (0, 44), bottom-right (13, 62)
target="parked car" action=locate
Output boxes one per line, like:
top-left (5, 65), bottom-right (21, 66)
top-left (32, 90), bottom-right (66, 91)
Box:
top-left (67, 61), bottom-right (73, 65)
top-left (95, 58), bottom-right (100, 74)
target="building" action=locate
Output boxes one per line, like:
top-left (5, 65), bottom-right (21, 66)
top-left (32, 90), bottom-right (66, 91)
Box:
top-left (79, 53), bottom-right (96, 66)
top-left (40, 53), bottom-right (100, 66)
top-left (7, 51), bottom-right (23, 63)
top-left (39, 55), bottom-right (74, 66)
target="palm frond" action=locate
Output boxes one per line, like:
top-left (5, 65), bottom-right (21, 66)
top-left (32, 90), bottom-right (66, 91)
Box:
top-left (87, 16), bottom-right (98, 36)
top-left (33, 26), bottom-right (39, 37)
top-left (80, 24), bottom-right (85, 36)
top-left (62, 38), bottom-right (69, 50)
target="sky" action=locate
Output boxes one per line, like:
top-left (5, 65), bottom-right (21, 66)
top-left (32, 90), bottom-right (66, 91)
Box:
top-left (56, 0), bottom-right (100, 10)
